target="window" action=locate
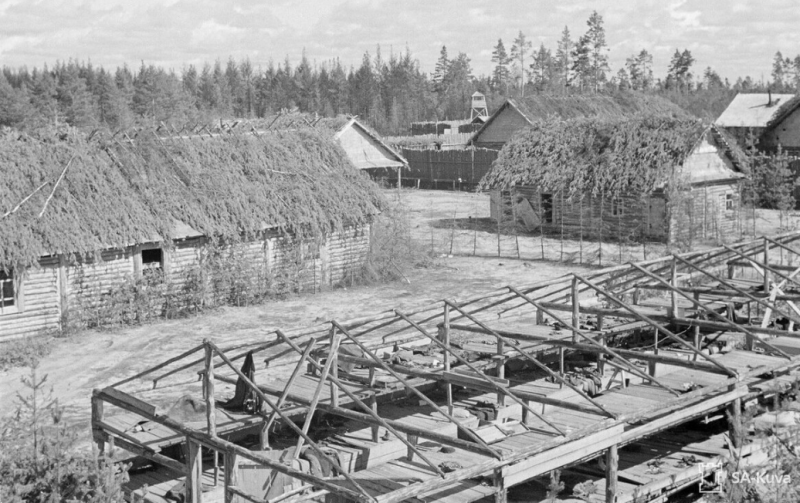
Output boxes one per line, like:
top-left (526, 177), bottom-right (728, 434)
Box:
top-left (611, 199), bottom-right (623, 217)
top-left (540, 194), bottom-right (554, 224)
top-left (725, 193), bottom-right (734, 211)
top-left (141, 248), bottom-right (163, 275)
top-left (303, 241), bottom-right (321, 261)
top-left (0, 269), bottom-right (15, 312)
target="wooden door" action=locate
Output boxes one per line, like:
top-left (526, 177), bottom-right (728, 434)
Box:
top-left (647, 197), bottom-right (667, 239)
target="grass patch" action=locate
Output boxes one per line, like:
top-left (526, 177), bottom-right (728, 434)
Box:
top-left (0, 336), bottom-right (53, 370)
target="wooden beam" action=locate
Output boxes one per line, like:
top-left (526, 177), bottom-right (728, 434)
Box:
top-left (185, 437), bottom-right (201, 503)
top-left (506, 287), bottom-right (681, 395)
top-left (627, 263), bottom-right (793, 360)
top-left (207, 342), bottom-right (375, 500)
top-left (204, 342), bottom-right (216, 437)
top-left (573, 274), bottom-right (737, 377)
top-left (605, 445), bottom-right (618, 503)
top-left (264, 339), bottom-right (316, 435)
top-left (95, 426), bottom-right (185, 473)
top-left (445, 300), bottom-right (621, 415)
top-left (330, 320), bottom-right (504, 459)
top-left (293, 333), bottom-right (340, 458)
top-left (447, 323), bottom-right (728, 375)
top-left (396, 310), bottom-right (574, 430)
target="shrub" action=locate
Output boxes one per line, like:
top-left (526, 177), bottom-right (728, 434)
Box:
top-left (0, 365), bottom-right (129, 502)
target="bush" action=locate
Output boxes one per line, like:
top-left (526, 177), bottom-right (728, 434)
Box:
top-left (0, 365), bottom-right (129, 502)
top-left (349, 191), bottom-right (434, 285)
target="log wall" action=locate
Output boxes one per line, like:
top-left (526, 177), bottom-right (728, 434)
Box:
top-left (492, 183), bottom-right (740, 246)
top-left (0, 224), bottom-right (372, 342)
top-left (0, 256), bottom-right (61, 342)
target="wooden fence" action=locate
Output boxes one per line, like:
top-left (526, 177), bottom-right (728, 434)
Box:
top-left (399, 148), bottom-right (499, 190)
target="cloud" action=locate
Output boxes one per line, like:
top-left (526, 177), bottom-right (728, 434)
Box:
top-left (0, 0), bottom-right (797, 82)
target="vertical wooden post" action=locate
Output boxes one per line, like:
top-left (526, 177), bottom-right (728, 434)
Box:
top-left (764, 237), bottom-right (771, 292)
top-left (204, 342), bottom-right (216, 437)
top-left (91, 392), bottom-right (105, 454)
top-left (443, 303), bottom-right (453, 416)
top-left (186, 438), bottom-right (202, 503)
top-left (558, 347), bottom-right (565, 387)
top-left (693, 326), bottom-right (701, 361)
top-left (536, 307), bottom-right (544, 325)
top-left (605, 444), bottom-right (618, 503)
top-left (571, 276), bottom-right (580, 343)
top-left (58, 255), bottom-right (69, 331)
top-left (496, 340), bottom-right (505, 406)
top-left (494, 468), bottom-right (507, 503)
top-left (727, 395), bottom-right (743, 449)
top-left (406, 434), bottom-right (418, 462)
top-left (521, 399), bottom-right (529, 425)
top-left (648, 328), bottom-right (658, 378)
top-left (330, 327), bottom-right (339, 408)
top-left (204, 342), bottom-right (218, 484)
top-left (670, 258), bottom-right (678, 318)
top-left (370, 393), bottom-right (379, 443)
top-left (224, 450), bottom-right (237, 503)
top-left (598, 334), bottom-right (606, 375)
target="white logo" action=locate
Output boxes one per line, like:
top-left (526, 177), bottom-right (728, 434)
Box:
top-left (698, 462), bottom-right (723, 494)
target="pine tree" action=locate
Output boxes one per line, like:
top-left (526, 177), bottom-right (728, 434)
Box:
top-left (571, 34), bottom-right (592, 91)
top-left (772, 51), bottom-right (786, 90)
top-left (433, 45), bottom-right (450, 91)
top-left (585, 11), bottom-right (610, 92)
top-left (625, 49), bottom-right (653, 90)
top-left (491, 39), bottom-right (510, 93)
top-left (667, 49), bottom-right (695, 92)
top-left (510, 31), bottom-right (532, 96)
top-left (530, 44), bottom-right (554, 91)
top-left (555, 26), bottom-right (573, 90)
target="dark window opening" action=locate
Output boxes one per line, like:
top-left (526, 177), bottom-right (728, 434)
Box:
top-left (612, 199), bottom-right (623, 217)
top-left (304, 241), bottom-right (321, 260)
top-left (725, 193), bottom-right (734, 211)
top-left (0, 270), bottom-right (15, 309)
top-left (142, 248), bottom-right (163, 271)
top-left (541, 194), bottom-right (553, 224)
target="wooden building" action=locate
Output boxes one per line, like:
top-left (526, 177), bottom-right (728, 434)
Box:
top-left (327, 117), bottom-right (408, 185)
top-left (481, 117), bottom-right (746, 246)
top-left (714, 92), bottom-right (796, 150)
top-left (469, 91), bottom-right (688, 150)
top-left (0, 127), bottom-right (384, 342)
top-left (762, 95), bottom-right (800, 155)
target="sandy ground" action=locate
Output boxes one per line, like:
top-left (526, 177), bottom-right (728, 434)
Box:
top-left (0, 189), bottom-right (594, 444)
top-left (3, 188), bottom-right (799, 444)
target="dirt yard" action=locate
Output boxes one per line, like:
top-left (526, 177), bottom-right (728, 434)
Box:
top-left (3, 188), bottom-right (799, 446)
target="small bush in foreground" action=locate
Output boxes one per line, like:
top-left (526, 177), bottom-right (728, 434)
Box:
top-left (0, 365), bottom-right (129, 502)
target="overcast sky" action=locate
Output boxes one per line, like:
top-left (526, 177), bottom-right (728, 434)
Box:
top-left (1, 0), bottom-right (798, 83)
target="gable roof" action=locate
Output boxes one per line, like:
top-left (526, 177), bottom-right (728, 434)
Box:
top-left (764, 94), bottom-right (800, 133)
top-left (715, 93), bottom-right (796, 128)
top-left (469, 91), bottom-right (688, 146)
top-left (0, 127), bottom-right (384, 269)
top-left (330, 117), bottom-right (408, 170)
top-left (479, 116), bottom-right (743, 197)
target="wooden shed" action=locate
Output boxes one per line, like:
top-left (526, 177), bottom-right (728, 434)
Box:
top-left (469, 91), bottom-right (688, 150)
top-left (714, 92), bottom-right (796, 150)
top-left (0, 127), bottom-right (384, 342)
top-left (480, 116), bottom-right (746, 247)
top-left (326, 117), bottom-right (408, 186)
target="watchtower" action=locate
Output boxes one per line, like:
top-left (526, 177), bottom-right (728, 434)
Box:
top-left (470, 91), bottom-right (489, 121)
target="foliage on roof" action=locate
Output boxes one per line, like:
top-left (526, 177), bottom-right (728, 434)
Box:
top-left (479, 115), bottom-right (738, 199)
top-left (511, 90), bottom-right (690, 122)
top-left (765, 94), bottom-right (800, 132)
top-left (0, 126), bottom-right (385, 270)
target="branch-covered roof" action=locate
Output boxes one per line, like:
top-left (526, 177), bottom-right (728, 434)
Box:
top-left (0, 127), bottom-right (385, 269)
top-left (765, 94), bottom-right (800, 133)
top-left (479, 116), bottom-right (744, 199)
